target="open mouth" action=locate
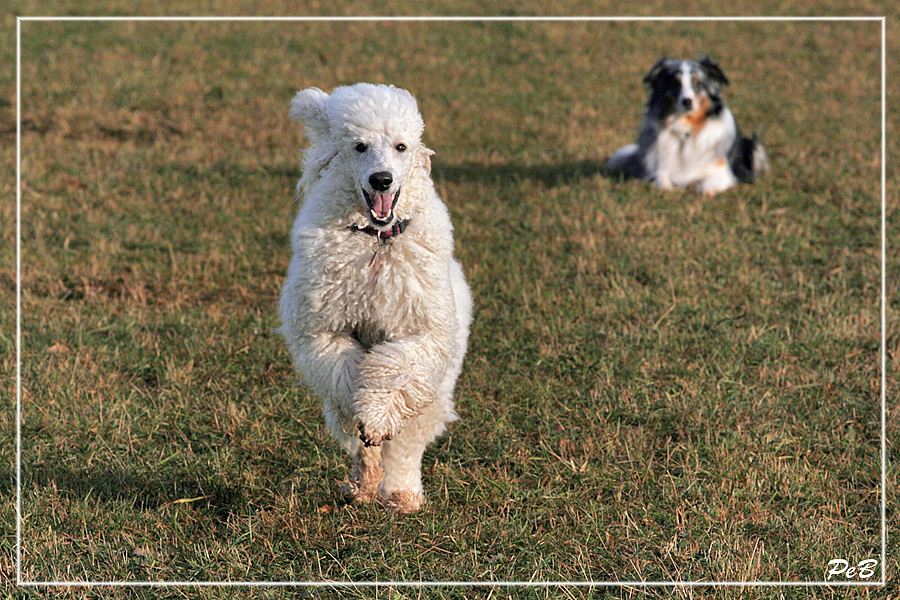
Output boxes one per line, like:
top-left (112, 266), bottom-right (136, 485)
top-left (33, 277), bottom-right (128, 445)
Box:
top-left (362, 188), bottom-right (400, 226)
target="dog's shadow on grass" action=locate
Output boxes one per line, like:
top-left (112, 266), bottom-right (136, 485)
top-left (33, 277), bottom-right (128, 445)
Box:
top-left (22, 464), bottom-right (244, 520)
top-left (166, 159), bottom-right (615, 190)
top-left (433, 158), bottom-right (611, 188)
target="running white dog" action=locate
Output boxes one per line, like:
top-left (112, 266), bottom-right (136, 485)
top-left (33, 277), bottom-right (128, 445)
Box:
top-left (278, 83), bottom-right (472, 515)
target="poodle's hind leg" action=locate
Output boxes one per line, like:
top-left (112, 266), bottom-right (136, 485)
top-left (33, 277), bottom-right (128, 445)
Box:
top-left (340, 443), bottom-right (383, 504)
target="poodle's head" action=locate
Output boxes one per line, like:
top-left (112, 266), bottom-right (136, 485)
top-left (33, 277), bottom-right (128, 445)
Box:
top-left (290, 83), bottom-right (434, 228)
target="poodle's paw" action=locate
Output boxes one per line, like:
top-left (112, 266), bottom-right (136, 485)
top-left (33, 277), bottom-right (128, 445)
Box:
top-left (382, 490), bottom-right (424, 516)
top-left (353, 387), bottom-right (419, 447)
top-left (340, 479), bottom-right (379, 504)
top-left (340, 449), bottom-right (383, 503)
top-left (357, 419), bottom-right (393, 447)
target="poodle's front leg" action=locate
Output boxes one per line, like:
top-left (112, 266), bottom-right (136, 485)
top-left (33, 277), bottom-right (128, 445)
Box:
top-left (340, 443), bottom-right (383, 503)
top-left (291, 331), bottom-right (366, 436)
top-left (353, 334), bottom-right (450, 446)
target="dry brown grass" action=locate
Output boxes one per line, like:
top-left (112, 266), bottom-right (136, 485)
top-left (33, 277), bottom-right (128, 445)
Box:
top-left (2, 4), bottom-right (896, 600)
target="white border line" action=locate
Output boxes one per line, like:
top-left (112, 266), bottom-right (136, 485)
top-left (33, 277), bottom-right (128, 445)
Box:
top-left (15, 15), bottom-right (887, 589)
top-left (879, 14), bottom-right (887, 587)
top-left (14, 580), bottom-right (887, 588)
top-left (15, 15), bottom-right (886, 22)
top-left (15, 13), bottom-right (24, 589)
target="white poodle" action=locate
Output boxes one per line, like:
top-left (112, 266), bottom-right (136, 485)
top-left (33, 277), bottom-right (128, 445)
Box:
top-left (278, 83), bottom-right (472, 515)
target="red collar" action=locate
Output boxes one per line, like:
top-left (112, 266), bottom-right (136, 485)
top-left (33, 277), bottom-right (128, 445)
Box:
top-left (349, 219), bottom-right (410, 240)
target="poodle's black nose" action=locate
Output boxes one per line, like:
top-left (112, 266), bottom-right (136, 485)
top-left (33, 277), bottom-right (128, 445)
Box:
top-left (369, 172), bottom-right (393, 192)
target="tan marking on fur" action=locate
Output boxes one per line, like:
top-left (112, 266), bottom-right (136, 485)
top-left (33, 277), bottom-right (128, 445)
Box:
top-left (715, 158), bottom-right (726, 167)
top-left (340, 444), bottom-right (383, 503)
top-left (683, 94), bottom-right (712, 132)
top-left (383, 490), bottom-right (424, 516)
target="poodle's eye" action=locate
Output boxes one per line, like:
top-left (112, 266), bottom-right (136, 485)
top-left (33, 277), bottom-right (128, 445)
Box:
top-left (395, 143), bottom-right (407, 152)
top-left (354, 143), bottom-right (367, 153)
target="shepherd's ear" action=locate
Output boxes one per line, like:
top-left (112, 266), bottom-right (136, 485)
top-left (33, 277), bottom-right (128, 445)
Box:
top-left (699, 55), bottom-right (729, 87)
top-left (290, 88), bottom-right (330, 144)
top-left (643, 56), bottom-right (668, 86)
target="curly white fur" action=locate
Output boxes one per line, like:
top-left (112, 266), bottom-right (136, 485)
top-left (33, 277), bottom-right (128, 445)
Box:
top-left (278, 83), bottom-right (472, 515)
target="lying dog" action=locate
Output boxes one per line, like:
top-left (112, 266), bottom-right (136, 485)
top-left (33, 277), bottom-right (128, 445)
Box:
top-left (607, 55), bottom-right (769, 195)
top-left (278, 83), bottom-right (472, 515)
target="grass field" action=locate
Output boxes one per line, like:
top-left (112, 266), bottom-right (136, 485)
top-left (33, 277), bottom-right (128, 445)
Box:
top-left (2, 4), bottom-right (897, 600)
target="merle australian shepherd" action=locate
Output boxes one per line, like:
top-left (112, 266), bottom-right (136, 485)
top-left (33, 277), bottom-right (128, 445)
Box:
top-left (607, 55), bottom-right (768, 195)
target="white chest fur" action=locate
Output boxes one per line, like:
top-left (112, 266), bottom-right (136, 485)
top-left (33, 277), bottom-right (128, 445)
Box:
top-left (298, 228), bottom-right (443, 340)
top-left (650, 108), bottom-right (737, 190)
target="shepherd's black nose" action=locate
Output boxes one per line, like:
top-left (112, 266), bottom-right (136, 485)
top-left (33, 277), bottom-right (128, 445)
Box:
top-left (369, 172), bottom-right (393, 192)
top-left (680, 97), bottom-right (693, 109)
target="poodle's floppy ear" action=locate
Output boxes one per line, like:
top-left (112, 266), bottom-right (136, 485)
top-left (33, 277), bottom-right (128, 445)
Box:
top-left (290, 87), bottom-right (330, 144)
top-left (417, 145), bottom-right (435, 175)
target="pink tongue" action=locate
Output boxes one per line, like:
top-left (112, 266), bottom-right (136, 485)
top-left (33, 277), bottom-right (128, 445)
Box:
top-left (372, 193), bottom-right (393, 219)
